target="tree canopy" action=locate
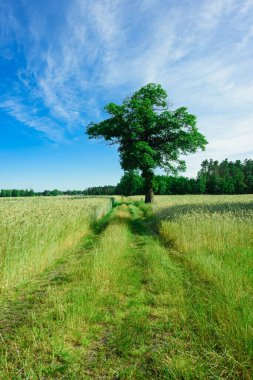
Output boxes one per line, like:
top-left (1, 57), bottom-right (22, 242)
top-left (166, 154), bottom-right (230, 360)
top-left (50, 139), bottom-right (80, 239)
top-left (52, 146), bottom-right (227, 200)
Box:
top-left (87, 83), bottom-right (208, 202)
top-left (115, 170), bottom-right (144, 196)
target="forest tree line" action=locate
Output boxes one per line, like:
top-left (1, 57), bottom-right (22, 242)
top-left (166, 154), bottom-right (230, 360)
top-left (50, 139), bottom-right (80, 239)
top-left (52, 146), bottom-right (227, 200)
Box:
top-left (1, 159), bottom-right (253, 197)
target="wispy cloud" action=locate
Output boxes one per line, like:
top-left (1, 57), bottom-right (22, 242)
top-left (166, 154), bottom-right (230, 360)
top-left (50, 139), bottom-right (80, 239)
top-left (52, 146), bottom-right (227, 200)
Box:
top-left (0, 98), bottom-right (64, 141)
top-left (237, 25), bottom-right (253, 48)
top-left (0, 0), bottom-right (253, 174)
top-left (1, 0), bottom-right (123, 140)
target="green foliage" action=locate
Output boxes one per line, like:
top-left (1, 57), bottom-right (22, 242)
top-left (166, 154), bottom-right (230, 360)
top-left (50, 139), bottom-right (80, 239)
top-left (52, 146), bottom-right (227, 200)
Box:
top-left (87, 83), bottom-right (208, 202)
top-left (0, 189), bottom-right (36, 197)
top-left (114, 158), bottom-right (253, 196)
top-left (87, 83), bottom-right (208, 174)
top-left (1, 159), bottom-right (252, 198)
top-left (83, 185), bottom-right (115, 196)
top-left (115, 170), bottom-right (144, 196)
top-left (197, 158), bottom-right (253, 194)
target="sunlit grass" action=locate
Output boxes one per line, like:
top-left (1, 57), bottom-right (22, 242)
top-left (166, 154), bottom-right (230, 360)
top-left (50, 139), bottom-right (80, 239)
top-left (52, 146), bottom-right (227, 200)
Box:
top-left (0, 196), bottom-right (111, 290)
top-left (0, 204), bottom-right (135, 378)
top-left (0, 196), bottom-right (252, 378)
top-left (154, 194), bottom-right (253, 375)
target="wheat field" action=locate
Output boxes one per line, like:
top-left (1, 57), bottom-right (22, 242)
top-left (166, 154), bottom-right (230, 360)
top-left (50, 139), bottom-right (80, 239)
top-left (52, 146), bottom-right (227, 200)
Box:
top-left (151, 195), bottom-right (253, 375)
top-left (0, 195), bottom-right (252, 378)
top-left (0, 196), bottom-right (111, 290)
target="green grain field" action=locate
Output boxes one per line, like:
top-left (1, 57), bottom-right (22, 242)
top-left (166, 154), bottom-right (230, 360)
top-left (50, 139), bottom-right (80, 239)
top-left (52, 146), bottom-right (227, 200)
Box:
top-left (0, 197), bottom-right (111, 290)
top-left (0, 195), bottom-right (252, 379)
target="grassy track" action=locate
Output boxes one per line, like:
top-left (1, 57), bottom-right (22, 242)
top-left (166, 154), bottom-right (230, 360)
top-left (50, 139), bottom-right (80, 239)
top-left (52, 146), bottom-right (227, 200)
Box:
top-left (0, 201), bottom-right (252, 379)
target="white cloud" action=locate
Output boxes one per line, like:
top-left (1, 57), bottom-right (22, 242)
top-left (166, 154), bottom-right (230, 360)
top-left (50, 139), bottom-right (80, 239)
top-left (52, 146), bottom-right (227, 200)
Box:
top-left (237, 25), bottom-right (253, 48)
top-left (196, 0), bottom-right (237, 30)
top-left (0, 0), bottom-right (124, 140)
top-left (0, 99), bottom-right (64, 141)
top-left (239, 0), bottom-right (253, 14)
top-left (0, 0), bottom-right (253, 168)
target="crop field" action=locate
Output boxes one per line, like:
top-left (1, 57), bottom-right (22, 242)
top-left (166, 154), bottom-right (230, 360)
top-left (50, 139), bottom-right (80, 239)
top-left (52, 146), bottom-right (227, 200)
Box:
top-left (0, 195), bottom-right (252, 379)
top-left (153, 195), bottom-right (253, 377)
top-left (0, 196), bottom-right (112, 290)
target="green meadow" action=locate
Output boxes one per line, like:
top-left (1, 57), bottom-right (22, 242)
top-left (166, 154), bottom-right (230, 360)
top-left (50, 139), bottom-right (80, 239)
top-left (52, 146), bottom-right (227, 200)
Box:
top-left (0, 195), bottom-right (252, 379)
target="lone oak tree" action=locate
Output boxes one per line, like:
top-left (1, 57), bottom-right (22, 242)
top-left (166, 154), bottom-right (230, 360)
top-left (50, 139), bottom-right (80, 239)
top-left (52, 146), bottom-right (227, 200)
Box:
top-left (86, 83), bottom-right (208, 203)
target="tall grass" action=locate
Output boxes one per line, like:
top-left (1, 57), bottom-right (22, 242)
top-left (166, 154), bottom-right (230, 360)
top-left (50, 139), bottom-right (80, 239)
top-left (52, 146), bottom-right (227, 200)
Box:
top-left (154, 195), bottom-right (253, 374)
top-left (0, 197), bottom-right (252, 378)
top-left (0, 196), bottom-right (111, 290)
top-left (0, 204), bottom-right (135, 378)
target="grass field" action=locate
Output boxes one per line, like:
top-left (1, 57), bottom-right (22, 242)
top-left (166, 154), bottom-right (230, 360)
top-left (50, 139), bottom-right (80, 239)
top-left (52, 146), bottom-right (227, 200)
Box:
top-left (0, 195), bottom-right (252, 379)
top-left (153, 195), bottom-right (253, 378)
top-left (0, 196), bottom-right (112, 290)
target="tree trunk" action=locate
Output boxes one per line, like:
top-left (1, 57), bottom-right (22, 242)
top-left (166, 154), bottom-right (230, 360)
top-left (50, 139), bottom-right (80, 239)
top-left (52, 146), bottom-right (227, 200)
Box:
top-left (145, 184), bottom-right (154, 203)
top-left (143, 171), bottom-right (154, 203)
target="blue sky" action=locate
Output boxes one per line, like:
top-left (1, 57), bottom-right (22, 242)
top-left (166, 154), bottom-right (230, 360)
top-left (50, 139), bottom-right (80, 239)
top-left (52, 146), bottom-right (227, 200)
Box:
top-left (0, 0), bottom-right (253, 190)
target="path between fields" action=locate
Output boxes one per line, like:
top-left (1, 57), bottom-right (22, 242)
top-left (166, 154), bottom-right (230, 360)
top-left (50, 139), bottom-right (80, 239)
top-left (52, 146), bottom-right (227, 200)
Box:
top-left (0, 202), bottom-right (186, 379)
top-left (0, 202), bottom-right (251, 379)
